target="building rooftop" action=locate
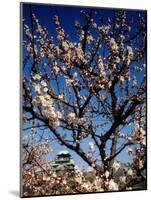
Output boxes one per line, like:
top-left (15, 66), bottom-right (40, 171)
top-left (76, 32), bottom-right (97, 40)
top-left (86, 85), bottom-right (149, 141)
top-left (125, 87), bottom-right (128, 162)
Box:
top-left (57, 150), bottom-right (70, 155)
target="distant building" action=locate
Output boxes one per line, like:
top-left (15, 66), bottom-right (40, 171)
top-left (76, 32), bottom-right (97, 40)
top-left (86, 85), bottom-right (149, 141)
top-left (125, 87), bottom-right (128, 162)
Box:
top-left (52, 150), bottom-right (75, 171)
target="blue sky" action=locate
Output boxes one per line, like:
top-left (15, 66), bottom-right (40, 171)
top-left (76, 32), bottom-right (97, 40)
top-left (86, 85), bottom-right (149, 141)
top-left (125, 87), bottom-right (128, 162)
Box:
top-left (22, 3), bottom-right (146, 169)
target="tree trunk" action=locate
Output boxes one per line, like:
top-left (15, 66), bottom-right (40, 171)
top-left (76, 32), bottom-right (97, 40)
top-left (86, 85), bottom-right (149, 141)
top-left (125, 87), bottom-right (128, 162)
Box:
top-left (109, 132), bottom-right (118, 178)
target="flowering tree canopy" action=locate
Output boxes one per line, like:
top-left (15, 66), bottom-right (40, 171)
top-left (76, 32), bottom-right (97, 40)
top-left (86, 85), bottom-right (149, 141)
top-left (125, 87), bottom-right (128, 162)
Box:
top-left (22, 4), bottom-right (147, 196)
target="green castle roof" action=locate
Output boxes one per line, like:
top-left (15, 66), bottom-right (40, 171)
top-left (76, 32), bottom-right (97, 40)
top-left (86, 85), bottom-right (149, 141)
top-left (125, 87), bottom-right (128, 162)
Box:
top-left (57, 150), bottom-right (70, 155)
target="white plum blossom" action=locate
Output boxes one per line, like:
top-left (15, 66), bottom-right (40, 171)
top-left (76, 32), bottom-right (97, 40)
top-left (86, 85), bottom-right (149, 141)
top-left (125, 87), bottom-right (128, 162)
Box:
top-left (109, 38), bottom-right (118, 51)
top-left (139, 160), bottom-right (143, 169)
top-left (74, 20), bottom-right (80, 28)
top-left (127, 46), bottom-right (133, 57)
top-left (66, 78), bottom-right (74, 87)
top-left (119, 76), bottom-right (125, 86)
top-left (99, 25), bottom-right (110, 34)
top-left (77, 118), bottom-right (85, 125)
top-left (43, 175), bottom-right (51, 181)
top-left (43, 87), bottom-right (48, 93)
top-left (112, 161), bottom-right (120, 171)
top-left (142, 136), bottom-right (146, 146)
top-left (99, 95), bottom-right (105, 101)
top-left (120, 34), bottom-right (125, 41)
top-left (105, 170), bottom-right (110, 178)
top-left (98, 56), bottom-right (104, 69)
top-left (127, 136), bottom-right (133, 142)
top-left (125, 46), bottom-right (134, 65)
top-left (56, 111), bottom-right (63, 119)
top-left (62, 41), bottom-right (70, 51)
top-left (50, 110), bottom-right (58, 119)
top-left (127, 168), bottom-right (134, 176)
top-left (73, 71), bottom-right (78, 78)
top-left (54, 15), bottom-right (60, 25)
top-left (119, 176), bottom-right (126, 184)
top-left (48, 110), bottom-right (61, 127)
top-left (92, 22), bottom-right (97, 28)
top-left (33, 74), bottom-right (41, 81)
top-left (38, 95), bottom-right (48, 106)
top-left (108, 179), bottom-right (119, 191)
top-left (52, 65), bottom-right (60, 75)
top-left (34, 84), bottom-right (41, 94)
top-left (58, 94), bottom-right (64, 100)
top-left (115, 57), bottom-right (120, 64)
top-left (67, 112), bottom-right (76, 124)
top-left (128, 148), bottom-right (134, 155)
top-left (52, 119), bottom-right (60, 127)
top-left (87, 34), bottom-right (94, 44)
top-left (88, 142), bottom-right (95, 152)
top-left (120, 76), bottom-right (125, 83)
top-left (40, 80), bottom-right (47, 87)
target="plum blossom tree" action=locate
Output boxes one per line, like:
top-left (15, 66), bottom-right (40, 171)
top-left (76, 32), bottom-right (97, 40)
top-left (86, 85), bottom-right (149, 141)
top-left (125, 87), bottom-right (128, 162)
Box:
top-left (22, 5), bottom-right (146, 195)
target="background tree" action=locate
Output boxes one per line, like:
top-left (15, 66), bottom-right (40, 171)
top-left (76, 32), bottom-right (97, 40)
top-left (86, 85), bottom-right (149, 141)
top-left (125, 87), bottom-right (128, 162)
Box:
top-left (22, 5), bottom-right (146, 193)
